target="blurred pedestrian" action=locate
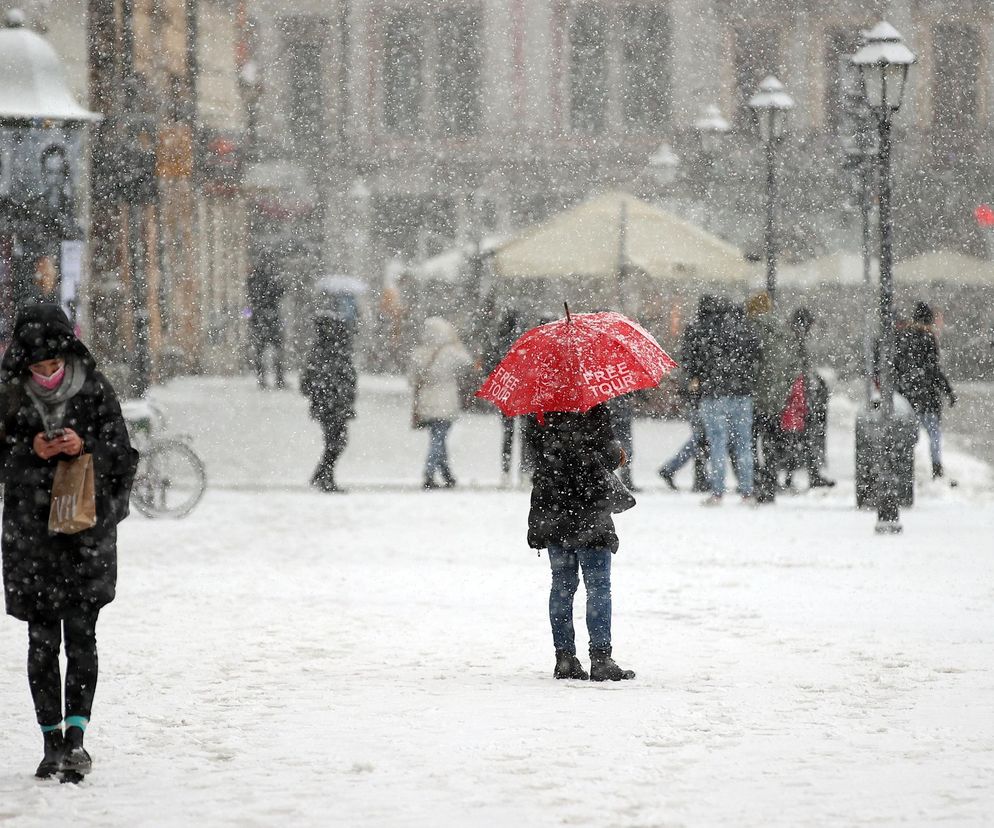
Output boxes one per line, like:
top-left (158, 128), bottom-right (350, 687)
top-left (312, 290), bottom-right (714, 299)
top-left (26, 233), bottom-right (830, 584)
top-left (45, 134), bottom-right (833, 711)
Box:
top-left (684, 298), bottom-right (760, 504)
top-left (246, 255), bottom-right (286, 389)
top-left (526, 403), bottom-right (636, 682)
top-left (482, 309), bottom-right (526, 486)
top-left (300, 316), bottom-right (357, 493)
top-left (658, 296), bottom-right (715, 491)
top-left (410, 317), bottom-right (472, 489)
top-left (1, 304), bottom-right (138, 781)
top-left (894, 301), bottom-right (955, 479)
top-left (781, 308), bottom-right (835, 490)
top-left (745, 292), bottom-right (798, 502)
top-left (606, 393), bottom-right (637, 490)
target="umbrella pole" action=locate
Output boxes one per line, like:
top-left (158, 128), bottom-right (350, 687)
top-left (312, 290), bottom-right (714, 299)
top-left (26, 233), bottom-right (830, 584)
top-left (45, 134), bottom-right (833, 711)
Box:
top-left (564, 301), bottom-right (571, 323)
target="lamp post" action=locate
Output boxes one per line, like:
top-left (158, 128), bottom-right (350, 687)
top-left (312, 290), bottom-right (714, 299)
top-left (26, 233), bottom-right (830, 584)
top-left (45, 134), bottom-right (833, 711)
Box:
top-left (851, 21), bottom-right (916, 534)
top-left (647, 141), bottom-right (681, 189)
top-left (843, 91), bottom-right (878, 411)
top-left (748, 76), bottom-right (794, 306)
top-left (0, 9), bottom-right (99, 338)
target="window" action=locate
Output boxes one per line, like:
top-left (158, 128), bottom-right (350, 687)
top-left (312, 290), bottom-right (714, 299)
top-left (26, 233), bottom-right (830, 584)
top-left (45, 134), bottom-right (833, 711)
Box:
top-left (569, 4), bottom-right (608, 133)
top-left (734, 26), bottom-right (783, 123)
top-left (436, 8), bottom-right (483, 136)
top-left (620, 4), bottom-right (672, 127)
top-left (824, 29), bottom-right (860, 134)
top-left (383, 10), bottom-right (424, 134)
top-left (933, 23), bottom-right (981, 134)
top-left (282, 19), bottom-right (328, 156)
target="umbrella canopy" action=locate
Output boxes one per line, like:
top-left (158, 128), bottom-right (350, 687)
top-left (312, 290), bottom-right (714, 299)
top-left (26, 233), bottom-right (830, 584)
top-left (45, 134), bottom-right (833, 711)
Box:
top-left (476, 309), bottom-right (677, 418)
top-left (317, 274), bottom-right (368, 295)
top-left (493, 191), bottom-right (749, 285)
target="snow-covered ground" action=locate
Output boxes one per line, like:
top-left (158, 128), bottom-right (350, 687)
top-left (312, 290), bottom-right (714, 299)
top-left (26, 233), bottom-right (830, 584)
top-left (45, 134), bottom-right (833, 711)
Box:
top-left (1, 374), bottom-right (992, 826)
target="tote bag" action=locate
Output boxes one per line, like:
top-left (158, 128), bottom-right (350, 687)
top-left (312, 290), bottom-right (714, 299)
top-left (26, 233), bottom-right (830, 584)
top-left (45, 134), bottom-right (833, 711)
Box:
top-left (49, 453), bottom-right (97, 534)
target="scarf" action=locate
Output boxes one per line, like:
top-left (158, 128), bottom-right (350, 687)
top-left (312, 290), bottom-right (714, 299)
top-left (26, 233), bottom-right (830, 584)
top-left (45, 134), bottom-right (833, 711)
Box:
top-left (24, 355), bottom-right (88, 435)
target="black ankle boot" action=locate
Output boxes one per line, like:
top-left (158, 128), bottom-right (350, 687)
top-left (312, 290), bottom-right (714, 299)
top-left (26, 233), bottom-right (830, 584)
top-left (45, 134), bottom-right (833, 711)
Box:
top-left (932, 462), bottom-right (944, 479)
top-left (553, 650), bottom-right (589, 680)
top-left (589, 647), bottom-right (635, 682)
top-left (60, 726), bottom-right (92, 777)
top-left (440, 465), bottom-right (456, 488)
top-left (35, 730), bottom-right (64, 779)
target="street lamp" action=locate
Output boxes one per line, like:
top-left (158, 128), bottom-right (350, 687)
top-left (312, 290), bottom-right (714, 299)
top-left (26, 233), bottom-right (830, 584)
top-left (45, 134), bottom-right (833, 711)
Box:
top-left (851, 21), bottom-right (916, 534)
top-left (647, 141), bottom-right (681, 188)
top-left (0, 9), bottom-right (99, 337)
top-left (748, 75), bottom-right (794, 305)
top-left (694, 104), bottom-right (731, 155)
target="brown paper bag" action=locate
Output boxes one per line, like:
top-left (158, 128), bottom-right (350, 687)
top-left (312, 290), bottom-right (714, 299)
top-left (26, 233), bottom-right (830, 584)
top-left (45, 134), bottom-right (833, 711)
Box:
top-left (49, 453), bottom-right (97, 534)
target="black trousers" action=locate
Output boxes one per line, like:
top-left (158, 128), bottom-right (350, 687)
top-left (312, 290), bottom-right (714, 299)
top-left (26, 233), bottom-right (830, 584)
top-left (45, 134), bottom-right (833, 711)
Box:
top-left (313, 416), bottom-right (349, 483)
top-left (27, 608), bottom-right (100, 727)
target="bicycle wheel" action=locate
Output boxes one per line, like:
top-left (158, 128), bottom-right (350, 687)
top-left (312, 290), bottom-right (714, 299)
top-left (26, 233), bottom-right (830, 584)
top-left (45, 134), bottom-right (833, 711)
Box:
top-left (132, 439), bottom-right (206, 519)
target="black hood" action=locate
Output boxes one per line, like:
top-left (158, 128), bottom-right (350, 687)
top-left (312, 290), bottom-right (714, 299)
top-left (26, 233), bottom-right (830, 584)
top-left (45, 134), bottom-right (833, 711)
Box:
top-left (0, 303), bottom-right (96, 384)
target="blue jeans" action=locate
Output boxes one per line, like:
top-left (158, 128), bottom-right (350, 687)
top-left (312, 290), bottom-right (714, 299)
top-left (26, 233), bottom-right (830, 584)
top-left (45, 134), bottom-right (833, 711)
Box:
top-left (425, 420), bottom-right (452, 477)
top-left (699, 396), bottom-right (754, 496)
top-left (919, 412), bottom-right (942, 466)
top-left (547, 545), bottom-right (612, 653)
top-left (661, 407), bottom-right (704, 476)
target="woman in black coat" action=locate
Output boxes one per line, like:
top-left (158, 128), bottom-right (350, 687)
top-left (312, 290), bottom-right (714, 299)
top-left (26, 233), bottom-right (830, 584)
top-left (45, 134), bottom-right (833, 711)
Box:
top-left (526, 403), bottom-right (636, 682)
top-left (300, 316), bottom-right (357, 492)
top-left (1, 304), bottom-right (138, 780)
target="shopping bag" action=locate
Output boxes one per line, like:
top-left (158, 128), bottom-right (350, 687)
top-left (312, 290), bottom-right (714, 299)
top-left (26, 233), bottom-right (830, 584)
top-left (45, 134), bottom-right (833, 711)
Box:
top-left (49, 453), bottom-right (97, 534)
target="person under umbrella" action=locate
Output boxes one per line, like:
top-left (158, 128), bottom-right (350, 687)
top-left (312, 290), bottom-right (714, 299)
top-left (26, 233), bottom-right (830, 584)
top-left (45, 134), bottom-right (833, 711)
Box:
top-left (478, 307), bottom-right (676, 681)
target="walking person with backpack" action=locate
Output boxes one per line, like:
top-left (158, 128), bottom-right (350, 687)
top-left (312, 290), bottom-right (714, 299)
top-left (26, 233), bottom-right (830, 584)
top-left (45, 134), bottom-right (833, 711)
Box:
top-left (1, 304), bottom-right (138, 781)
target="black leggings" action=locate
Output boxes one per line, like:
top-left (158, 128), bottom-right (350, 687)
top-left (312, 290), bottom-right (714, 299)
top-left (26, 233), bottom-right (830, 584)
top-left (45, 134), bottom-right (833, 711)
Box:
top-left (27, 609), bottom-right (100, 727)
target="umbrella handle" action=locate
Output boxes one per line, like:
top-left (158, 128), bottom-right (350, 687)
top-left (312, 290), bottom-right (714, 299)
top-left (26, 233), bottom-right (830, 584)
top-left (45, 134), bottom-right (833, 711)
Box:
top-left (564, 302), bottom-right (571, 323)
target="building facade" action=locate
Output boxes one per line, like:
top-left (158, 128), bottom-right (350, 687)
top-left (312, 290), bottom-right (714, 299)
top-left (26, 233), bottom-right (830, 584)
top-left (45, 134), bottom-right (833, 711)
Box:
top-left (246, 0), bottom-right (994, 288)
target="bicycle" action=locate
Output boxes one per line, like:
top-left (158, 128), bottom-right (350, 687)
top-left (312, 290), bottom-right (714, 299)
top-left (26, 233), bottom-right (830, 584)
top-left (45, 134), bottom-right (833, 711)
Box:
top-left (122, 399), bottom-right (207, 519)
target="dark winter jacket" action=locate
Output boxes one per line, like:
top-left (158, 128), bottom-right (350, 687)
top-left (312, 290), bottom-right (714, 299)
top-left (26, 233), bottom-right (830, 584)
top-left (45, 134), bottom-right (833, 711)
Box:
top-left (300, 318), bottom-right (358, 424)
top-left (1, 304), bottom-right (138, 622)
top-left (683, 300), bottom-right (761, 399)
top-left (246, 264), bottom-right (285, 342)
top-left (526, 404), bottom-right (625, 554)
top-left (894, 324), bottom-right (953, 416)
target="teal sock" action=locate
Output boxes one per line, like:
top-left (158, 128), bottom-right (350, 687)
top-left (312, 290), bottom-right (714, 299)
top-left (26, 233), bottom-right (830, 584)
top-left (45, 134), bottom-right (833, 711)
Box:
top-left (40, 722), bottom-right (62, 734)
top-left (65, 716), bottom-right (88, 731)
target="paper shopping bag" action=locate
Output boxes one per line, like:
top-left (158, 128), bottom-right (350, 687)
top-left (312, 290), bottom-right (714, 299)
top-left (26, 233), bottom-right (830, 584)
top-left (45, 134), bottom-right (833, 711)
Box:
top-left (49, 453), bottom-right (97, 534)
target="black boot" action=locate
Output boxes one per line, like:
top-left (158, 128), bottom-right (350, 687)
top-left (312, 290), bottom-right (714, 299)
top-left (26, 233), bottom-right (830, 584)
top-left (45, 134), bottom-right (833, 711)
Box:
top-left (440, 464), bottom-right (456, 489)
top-left (589, 647), bottom-right (635, 682)
top-left (658, 467), bottom-right (678, 490)
top-left (423, 475), bottom-right (439, 490)
top-left (35, 730), bottom-right (64, 779)
top-left (932, 462), bottom-right (944, 479)
top-left (59, 726), bottom-right (92, 779)
top-left (553, 650), bottom-right (589, 680)
top-left (808, 472), bottom-right (836, 489)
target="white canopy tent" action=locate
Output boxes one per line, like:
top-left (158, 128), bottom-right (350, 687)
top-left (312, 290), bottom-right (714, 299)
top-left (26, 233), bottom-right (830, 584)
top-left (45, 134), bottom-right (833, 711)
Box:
top-left (493, 191), bottom-right (751, 286)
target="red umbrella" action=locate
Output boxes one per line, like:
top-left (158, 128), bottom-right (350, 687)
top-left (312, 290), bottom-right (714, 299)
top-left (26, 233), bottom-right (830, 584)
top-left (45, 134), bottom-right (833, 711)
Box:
top-left (476, 306), bottom-right (677, 419)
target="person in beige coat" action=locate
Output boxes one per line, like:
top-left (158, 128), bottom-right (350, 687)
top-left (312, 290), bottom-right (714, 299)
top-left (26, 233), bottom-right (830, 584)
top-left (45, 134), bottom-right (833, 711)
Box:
top-left (410, 317), bottom-right (472, 488)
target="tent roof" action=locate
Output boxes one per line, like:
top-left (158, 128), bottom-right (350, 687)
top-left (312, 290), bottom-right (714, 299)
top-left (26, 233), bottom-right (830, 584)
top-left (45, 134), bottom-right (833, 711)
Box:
top-left (493, 190), bottom-right (749, 284)
top-left (894, 251), bottom-right (994, 285)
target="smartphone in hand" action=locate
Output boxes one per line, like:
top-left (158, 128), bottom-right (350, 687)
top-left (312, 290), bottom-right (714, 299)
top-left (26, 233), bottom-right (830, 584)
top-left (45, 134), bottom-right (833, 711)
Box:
top-left (45, 428), bottom-right (66, 441)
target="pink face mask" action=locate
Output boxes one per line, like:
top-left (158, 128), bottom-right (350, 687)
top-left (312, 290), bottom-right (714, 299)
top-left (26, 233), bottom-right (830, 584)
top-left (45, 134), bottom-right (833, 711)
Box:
top-left (30, 363), bottom-right (66, 391)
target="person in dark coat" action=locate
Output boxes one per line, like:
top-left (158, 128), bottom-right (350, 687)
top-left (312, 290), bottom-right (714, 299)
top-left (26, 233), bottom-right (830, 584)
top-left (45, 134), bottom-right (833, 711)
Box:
top-left (246, 256), bottom-right (286, 389)
top-left (658, 296), bottom-right (715, 491)
top-left (894, 301), bottom-right (955, 479)
top-left (525, 403), bottom-right (635, 682)
top-left (0, 303), bottom-right (138, 780)
top-left (683, 298), bottom-right (760, 504)
top-left (483, 309), bottom-right (526, 486)
top-left (300, 316), bottom-right (357, 493)
top-left (781, 308), bottom-right (836, 490)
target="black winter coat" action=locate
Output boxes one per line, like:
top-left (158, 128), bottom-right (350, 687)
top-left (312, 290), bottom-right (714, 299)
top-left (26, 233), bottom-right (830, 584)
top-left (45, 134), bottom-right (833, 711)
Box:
top-left (300, 320), bottom-right (358, 424)
top-left (894, 325), bottom-right (953, 416)
top-left (526, 404), bottom-right (625, 554)
top-left (683, 303), bottom-right (760, 399)
top-left (1, 306), bottom-right (138, 622)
